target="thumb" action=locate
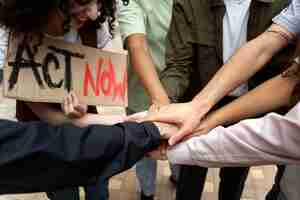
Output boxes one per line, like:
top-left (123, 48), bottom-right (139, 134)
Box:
top-left (168, 125), bottom-right (193, 146)
top-left (75, 104), bottom-right (87, 114)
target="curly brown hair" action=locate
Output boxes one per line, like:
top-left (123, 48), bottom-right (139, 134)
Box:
top-left (0, 0), bottom-right (130, 35)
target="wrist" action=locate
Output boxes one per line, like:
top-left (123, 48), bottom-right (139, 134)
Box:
top-left (147, 141), bottom-right (168, 160)
top-left (154, 122), bottom-right (166, 139)
top-left (196, 114), bottom-right (218, 134)
top-left (151, 95), bottom-right (170, 106)
top-left (153, 122), bottom-right (178, 139)
top-left (199, 108), bottom-right (232, 133)
top-left (190, 98), bottom-right (213, 116)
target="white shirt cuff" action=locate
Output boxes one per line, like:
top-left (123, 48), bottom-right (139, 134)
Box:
top-left (167, 142), bottom-right (196, 165)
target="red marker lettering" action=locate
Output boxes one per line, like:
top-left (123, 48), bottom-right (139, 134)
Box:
top-left (83, 57), bottom-right (127, 103)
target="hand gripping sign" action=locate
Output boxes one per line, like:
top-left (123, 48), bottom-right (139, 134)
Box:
top-left (3, 34), bottom-right (128, 107)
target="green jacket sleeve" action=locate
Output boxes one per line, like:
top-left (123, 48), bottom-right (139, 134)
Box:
top-left (161, 0), bottom-right (195, 102)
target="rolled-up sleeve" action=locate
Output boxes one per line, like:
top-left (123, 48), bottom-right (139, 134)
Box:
top-left (273, 0), bottom-right (300, 37)
top-left (168, 103), bottom-right (300, 167)
top-left (161, 0), bottom-right (195, 101)
top-left (118, 0), bottom-right (146, 42)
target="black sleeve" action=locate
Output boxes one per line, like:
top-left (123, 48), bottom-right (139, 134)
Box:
top-left (0, 120), bottom-right (160, 194)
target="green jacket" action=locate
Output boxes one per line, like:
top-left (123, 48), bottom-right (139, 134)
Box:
top-left (161, 0), bottom-right (294, 102)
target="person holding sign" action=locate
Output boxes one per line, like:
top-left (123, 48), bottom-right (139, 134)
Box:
top-left (0, 0), bottom-right (126, 200)
top-left (0, 0), bottom-right (178, 196)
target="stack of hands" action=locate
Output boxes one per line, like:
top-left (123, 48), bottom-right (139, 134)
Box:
top-left (61, 92), bottom-right (214, 161)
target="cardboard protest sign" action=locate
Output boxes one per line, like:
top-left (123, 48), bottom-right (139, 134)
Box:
top-left (3, 34), bottom-right (128, 107)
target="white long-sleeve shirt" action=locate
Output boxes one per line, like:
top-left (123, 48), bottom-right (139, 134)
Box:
top-left (167, 102), bottom-right (300, 167)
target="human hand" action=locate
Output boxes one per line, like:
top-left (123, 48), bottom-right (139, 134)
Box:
top-left (142, 101), bottom-right (210, 146)
top-left (62, 91), bottom-right (88, 119)
top-left (185, 108), bottom-right (227, 139)
top-left (126, 112), bottom-right (179, 139)
top-left (125, 104), bottom-right (166, 122)
top-left (184, 118), bottom-right (213, 139)
top-left (153, 122), bottom-right (178, 140)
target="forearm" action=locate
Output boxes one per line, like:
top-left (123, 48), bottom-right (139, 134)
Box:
top-left (201, 65), bottom-right (299, 130)
top-left (192, 24), bottom-right (291, 113)
top-left (127, 34), bottom-right (169, 104)
top-left (73, 113), bottom-right (125, 127)
top-left (0, 120), bottom-right (160, 194)
top-left (168, 109), bottom-right (300, 167)
top-left (26, 102), bottom-right (71, 125)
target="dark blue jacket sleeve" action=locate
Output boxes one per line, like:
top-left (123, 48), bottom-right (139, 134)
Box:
top-left (0, 120), bottom-right (160, 194)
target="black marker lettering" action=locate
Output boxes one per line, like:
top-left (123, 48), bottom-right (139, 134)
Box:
top-left (8, 41), bottom-right (43, 90)
top-left (42, 53), bottom-right (63, 88)
top-left (48, 46), bottom-right (84, 92)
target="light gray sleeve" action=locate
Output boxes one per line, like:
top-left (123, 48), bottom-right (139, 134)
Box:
top-left (273, 0), bottom-right (300, 37)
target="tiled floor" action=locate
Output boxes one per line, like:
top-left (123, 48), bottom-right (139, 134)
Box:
top-left (0, 92), bottom-right (277, 200)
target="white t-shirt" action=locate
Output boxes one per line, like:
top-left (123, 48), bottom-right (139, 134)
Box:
top-left (0, 29), bottom-right (8, 69)
top-left (223, 0), bottom-right (251, 96)
top-left (64, 21), bottom-right (112, 48)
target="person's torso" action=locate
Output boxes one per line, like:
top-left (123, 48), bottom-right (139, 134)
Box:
top-left (180, 0), bottom-right (294, 101)
top-left (127, 0), bottom-right (174, 112)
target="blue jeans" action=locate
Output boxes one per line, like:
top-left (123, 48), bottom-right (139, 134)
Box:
top-left (47, 177), bottom-right (109, 200)
top-left (85, 178), bottom-right (109, 200)
top-left (127, 108), bottom-right (180, 196)
top-left (136, 157), bottom-right (180, 196)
